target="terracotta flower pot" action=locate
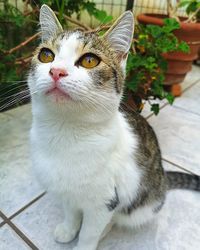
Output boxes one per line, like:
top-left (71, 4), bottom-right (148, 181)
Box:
top-left (137, 14), bottom-right (200, 96)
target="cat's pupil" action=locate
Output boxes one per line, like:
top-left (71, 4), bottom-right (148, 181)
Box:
top-left (45, 51), bottom-right (50, 56)
top-left (86, 57), bottom-right (92, 63)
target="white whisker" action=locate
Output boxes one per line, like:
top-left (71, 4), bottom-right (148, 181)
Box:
top-left (0, 89), bottom-right (30, 100)
top-left (0, 84), bottom-right (29, 97)
top-left (0, 90), bottom-right (38, 112)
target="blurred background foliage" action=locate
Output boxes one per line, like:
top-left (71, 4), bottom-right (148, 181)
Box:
top-left (0, 0), bottom-right (191, 114)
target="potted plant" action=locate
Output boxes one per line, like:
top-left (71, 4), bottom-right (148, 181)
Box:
top-left (124, 18), bottom-right (189, 114)
top-left (137, 0), bottom-right (200, 96)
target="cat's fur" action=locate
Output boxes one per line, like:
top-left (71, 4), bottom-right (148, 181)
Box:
top-left (28, 5), bottom-right (200, 250)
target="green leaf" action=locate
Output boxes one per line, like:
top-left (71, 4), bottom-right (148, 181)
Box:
top-left (40, 0), bottom-right (53, 4)
top-left (146, 25), bottom-right (163, 38)
top-left (156, 35), bottom-right (178, 52)
top-left (93, 9), bottom-right (113, 23)
top-left (146, 57), bottom-right (157, 69)
top-left (178, 41), bottom-right (190, 53)
top-left (102, 15), bottom-right (113, 24)
top-left (159, 57), bottom-right (168, 71)
top-left (165, 93), bottom-right (175, 104)
top-left (151, 104), bottom-right (160, 115)
top-left (178, 0), bottom-right (191, 8)
top-left (83, 2), bottom-right (96, 15)
top-left (84, 2), bottom-right (113, 23)
top-left (163, 18), bottom-right (180, 33)
top-left (126, 71), bottom-right (145, 91)
top-left (186, 2), bottom-right (198, 14)
top-left (152, 81), bottom-right (165, 97)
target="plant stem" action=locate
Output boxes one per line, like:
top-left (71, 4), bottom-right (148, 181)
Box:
top-left (167, 0), bottom-right (180, 21)
top-left (6, 33), bottom-right (40, 54)
top-left (54, 11), bottom-right (91, 30)
top-left (186, 6), bottom-right (200, 23)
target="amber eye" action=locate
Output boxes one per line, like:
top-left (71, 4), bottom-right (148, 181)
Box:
top-left (38, 48), bottom-right (55, 63)
top-left (78, 53), bottom-right (100, 69)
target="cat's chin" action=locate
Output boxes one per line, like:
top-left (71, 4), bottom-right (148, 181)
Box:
top-left (45, 87), bottom-right (72, 103)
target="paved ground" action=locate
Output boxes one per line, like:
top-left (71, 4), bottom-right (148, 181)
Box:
top-left (0, 65), bottom-right (200, 250)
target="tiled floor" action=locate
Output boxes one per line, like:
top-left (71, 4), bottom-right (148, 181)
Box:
top-left (0, 65), bottom-right (200, 250)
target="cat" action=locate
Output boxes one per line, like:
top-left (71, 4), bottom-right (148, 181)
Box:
top-left (28, 5), bottom-right (200, 250)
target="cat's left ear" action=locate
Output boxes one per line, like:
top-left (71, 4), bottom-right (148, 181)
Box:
top-left (39, 4), bottom-right (63, 42)
top-left (103, 11), bottom-right (134, 66)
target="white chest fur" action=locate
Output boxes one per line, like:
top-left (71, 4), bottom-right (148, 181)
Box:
top-left (30, 106), bottom-right (140, 209)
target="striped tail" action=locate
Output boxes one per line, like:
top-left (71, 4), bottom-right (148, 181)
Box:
top-left (166, 171), bottom-right (200, 191)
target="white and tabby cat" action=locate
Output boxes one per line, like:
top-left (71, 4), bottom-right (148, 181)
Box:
top-left (28, 5), bottom-right (200, 250)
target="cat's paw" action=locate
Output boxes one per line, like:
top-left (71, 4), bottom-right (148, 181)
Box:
top-left (54, 222), bottom-right (78, 243)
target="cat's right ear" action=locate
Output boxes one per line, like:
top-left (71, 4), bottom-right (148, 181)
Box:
top-left (102, 11), bottom-right (134, 57)
top-left (39, 4), bottom-right (63, 42)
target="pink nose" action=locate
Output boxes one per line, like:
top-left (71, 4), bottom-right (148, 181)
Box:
top-left (49, 68), bottom-right (68, 82)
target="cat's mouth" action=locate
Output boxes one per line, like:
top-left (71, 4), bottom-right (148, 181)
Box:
top-left (45, 87), bottom-right (71, 101)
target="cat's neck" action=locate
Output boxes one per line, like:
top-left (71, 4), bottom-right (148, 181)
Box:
top-left (31, 97), bottom-right (120, 134)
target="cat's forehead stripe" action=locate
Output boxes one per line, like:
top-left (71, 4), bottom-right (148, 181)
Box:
top-left (57, 32), bottom-right (89, 57)
top-left (60, 33), bottom-right (80, 50)
top-left (56, 31), bottom-right (101, 53)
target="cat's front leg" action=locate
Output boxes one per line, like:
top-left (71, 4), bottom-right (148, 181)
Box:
top-left (54, 202), bottom-right (82, 243)
top-left (73, 207), bottom-right (114, 250)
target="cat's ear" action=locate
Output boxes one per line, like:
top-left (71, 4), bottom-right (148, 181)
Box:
top-left (103, 11), bottom-right (134, 57)
top-left (39, 4), bottom-right (63, 42)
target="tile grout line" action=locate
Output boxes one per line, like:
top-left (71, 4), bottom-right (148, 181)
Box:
top-left (173, 105), bottom-right (200, 117)
top-left (0, 220), bottom-right (6, 228)
top-left (0, 211), bottom-right (39, 250)
top-left (146, 77), bottom-right (200, 120)
top-left (162, 158), bottom-right (198, 175)
top-left (181, 77), bottom-right (200, 94)
top-left (9, 192), bottom-right (46, 221)
top-left (0, 192), bottom-right (45, 228)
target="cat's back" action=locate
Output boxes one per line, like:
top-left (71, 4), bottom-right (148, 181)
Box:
top-left (120, 103), bottom-right (160, 151)
top-left (120, 102), bottom-right (164, 180)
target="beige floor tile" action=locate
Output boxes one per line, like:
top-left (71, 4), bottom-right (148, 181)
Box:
top-left (174, 81), bottom-right (200, 116)
top-left (0, 224), bottom-right (29, 250)
top-left (0, 105), bottom-right (44, 217)
top-left (163, 160), bottom-right (186, 172)
top-left (181, 65), bottom-right (200, 90)
top-left (148, 105), bottom-right (200, 175)
top-left (0, 106), bottom-right (31, 153)
top-left (12, 193), bottom-right (75, 250)
top-left (0, 142), bottom-right (44, 217)
top-left (3, 104), bottom-right (32, 121)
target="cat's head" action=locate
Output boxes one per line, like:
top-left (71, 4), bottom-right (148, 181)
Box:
top-left (28, 5), bottom-right (134, 120)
